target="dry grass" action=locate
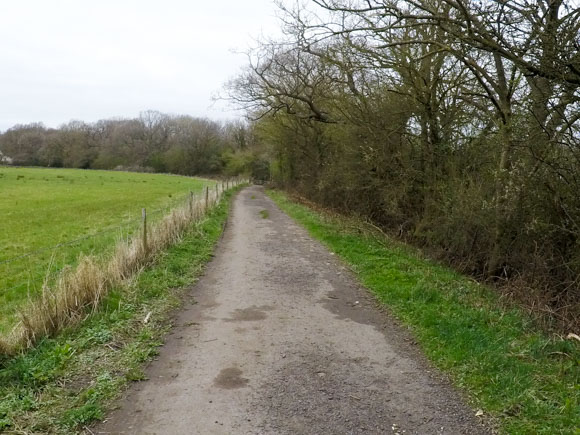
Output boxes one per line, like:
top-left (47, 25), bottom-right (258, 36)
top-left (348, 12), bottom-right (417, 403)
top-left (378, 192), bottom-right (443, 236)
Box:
top-left (0, 181), bottom-right (243, 354)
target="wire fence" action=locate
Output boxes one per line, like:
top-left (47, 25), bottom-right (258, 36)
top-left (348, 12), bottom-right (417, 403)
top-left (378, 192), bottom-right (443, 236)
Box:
top-left (0, 178), bottom-right (244, 327)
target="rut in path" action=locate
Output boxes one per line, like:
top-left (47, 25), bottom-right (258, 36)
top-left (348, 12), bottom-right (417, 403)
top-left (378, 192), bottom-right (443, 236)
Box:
top-left (96, 186), bottom-right (488, 435)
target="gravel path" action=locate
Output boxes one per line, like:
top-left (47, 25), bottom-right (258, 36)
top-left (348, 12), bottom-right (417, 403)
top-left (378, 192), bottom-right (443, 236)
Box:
top-left (96, 186), bottom-right (489, 435)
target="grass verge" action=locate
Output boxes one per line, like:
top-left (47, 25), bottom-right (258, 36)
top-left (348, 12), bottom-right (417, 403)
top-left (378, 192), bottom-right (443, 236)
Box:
top-left (268, 189), bottom-right (580, 435)
top-left (0, 187), bottom-right (240, 434)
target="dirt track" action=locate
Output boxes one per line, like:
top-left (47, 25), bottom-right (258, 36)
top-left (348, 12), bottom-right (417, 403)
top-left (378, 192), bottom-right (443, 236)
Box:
top-left (96, 186), bottom-right (488, 434)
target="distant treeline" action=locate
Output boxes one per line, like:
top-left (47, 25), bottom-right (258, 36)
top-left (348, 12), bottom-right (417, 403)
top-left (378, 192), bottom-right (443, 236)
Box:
top-left (228, 0), bottom-right (580, 325)
top-left (0, 111), bottom-right (267, 178)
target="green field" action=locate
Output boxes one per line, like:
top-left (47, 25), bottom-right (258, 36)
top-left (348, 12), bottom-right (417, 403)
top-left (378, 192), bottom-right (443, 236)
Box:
top-left (0, 167), bottom-right (214, 332)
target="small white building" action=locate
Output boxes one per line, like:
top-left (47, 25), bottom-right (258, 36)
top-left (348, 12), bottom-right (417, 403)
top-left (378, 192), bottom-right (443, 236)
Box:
top-left (0, 151), bottom-right (13, 164)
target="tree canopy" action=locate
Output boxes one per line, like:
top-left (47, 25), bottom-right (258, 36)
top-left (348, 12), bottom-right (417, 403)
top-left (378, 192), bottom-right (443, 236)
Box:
top-left (227, 0), bottom-right (580, 325)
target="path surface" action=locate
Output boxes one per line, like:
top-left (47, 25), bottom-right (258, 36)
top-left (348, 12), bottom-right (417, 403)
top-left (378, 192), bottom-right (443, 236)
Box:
top-left (97, 186), bottom-right (488, 435)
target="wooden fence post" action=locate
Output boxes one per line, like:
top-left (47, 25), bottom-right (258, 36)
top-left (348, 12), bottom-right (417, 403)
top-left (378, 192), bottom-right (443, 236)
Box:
top-left (189, 191), bottom-right (194, 216)
top-left (142, 208), bottom-right (148, 256)
top-left (205, 186), bottom-right (209, 210)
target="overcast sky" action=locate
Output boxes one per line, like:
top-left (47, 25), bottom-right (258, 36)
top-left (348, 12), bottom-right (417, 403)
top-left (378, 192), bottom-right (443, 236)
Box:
top-left (0, 0), bottom-right (282, 131)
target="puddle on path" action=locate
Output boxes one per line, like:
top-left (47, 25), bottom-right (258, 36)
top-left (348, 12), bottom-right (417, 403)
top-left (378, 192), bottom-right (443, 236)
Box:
top-left (223, 305), bottom-right (274, 322)
top-left (214, 367), bottom-right (249, 389)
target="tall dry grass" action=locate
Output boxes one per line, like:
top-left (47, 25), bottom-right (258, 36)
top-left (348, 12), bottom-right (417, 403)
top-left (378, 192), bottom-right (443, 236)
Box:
top-left (0, 181), bottom-right (244, 354)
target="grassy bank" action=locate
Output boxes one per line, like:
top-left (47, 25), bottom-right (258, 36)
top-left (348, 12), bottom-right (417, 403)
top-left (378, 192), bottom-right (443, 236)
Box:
top-left (268, 190), bottom-right (579, 434)
top-left (0, 187), bottom-right (238, 433)
top-left (0, 167), bottom-right (214, 332)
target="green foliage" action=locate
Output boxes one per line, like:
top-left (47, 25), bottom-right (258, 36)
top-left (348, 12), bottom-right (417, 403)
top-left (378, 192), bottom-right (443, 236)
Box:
top-left (222, 148), bottom-right (252, 175)
top-left (269, 189), bottom-right (580, 434)
top-left (222, 148), bottom-right (270, 182)
top-left (0, 342), bottom-right (74, 386)
top-left (61, 403), bottom-right (104, 427)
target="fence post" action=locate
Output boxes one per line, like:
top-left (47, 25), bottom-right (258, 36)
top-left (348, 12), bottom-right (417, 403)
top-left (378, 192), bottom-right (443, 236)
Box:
top-left (189, 191), bottom-right (194, 216)
top-left (142, 208), bottom-right (148, 256)
top-left (205, 186), bottom-right (209, 210)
